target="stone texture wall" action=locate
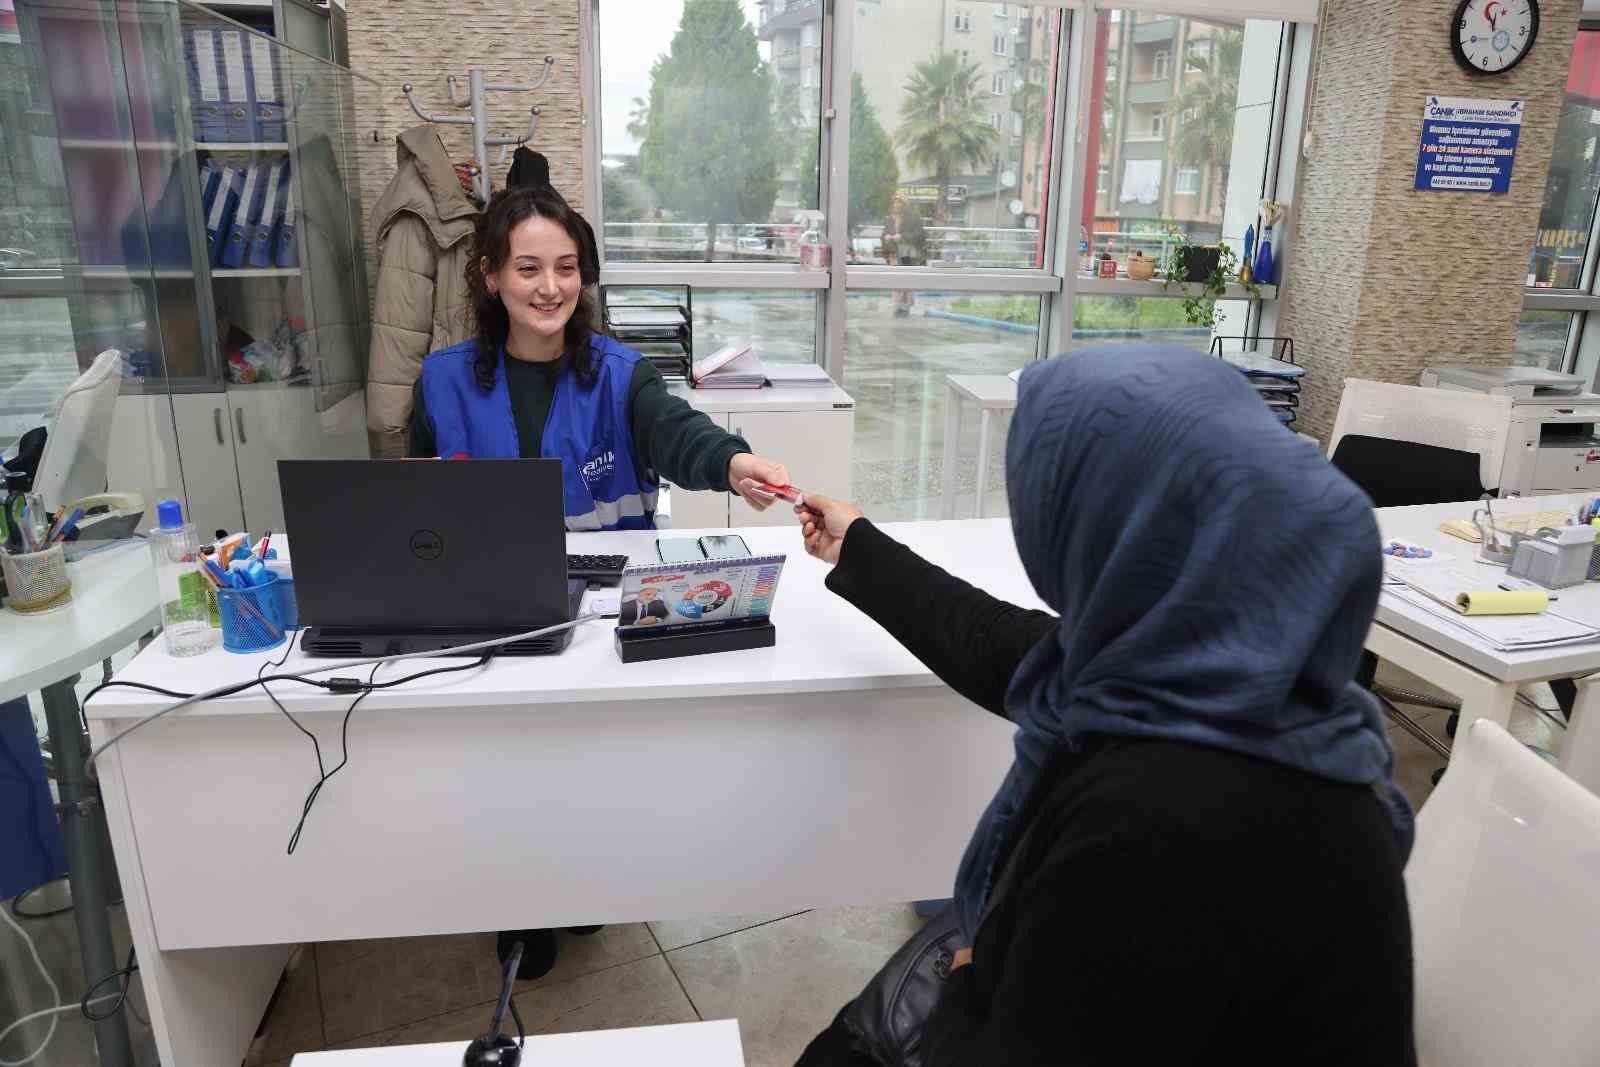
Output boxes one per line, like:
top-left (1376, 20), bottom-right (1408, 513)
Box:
top-left (1278, 0), bottom-right (1582, 441)
top-left (344, 0), bottom-right (586, 294)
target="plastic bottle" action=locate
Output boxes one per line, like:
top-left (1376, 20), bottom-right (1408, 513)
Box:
top-left (149, 499), bottom-right (217, 656)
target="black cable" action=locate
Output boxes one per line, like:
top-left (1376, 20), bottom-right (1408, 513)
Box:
top-left (81, 945), bottom-right (137, 1022)
top-left (284, 652), bottom-right (496, 854)
top-left (510, 993), bottom-right (525, 1048)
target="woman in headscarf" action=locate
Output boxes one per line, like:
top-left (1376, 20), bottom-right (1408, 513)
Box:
top-left (794, 346), bottom-right (1415, 1066)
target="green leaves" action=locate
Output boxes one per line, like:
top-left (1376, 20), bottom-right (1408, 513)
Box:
top-left (637, 0), bottom-right (781, 258)
top-left (848, 73), bottom-right (899, 232)
top-left (895, 50), bottom-right (998, 223)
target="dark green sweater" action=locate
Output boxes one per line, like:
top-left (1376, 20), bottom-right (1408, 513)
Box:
top-left (409, 354), bottom-right (749, 492)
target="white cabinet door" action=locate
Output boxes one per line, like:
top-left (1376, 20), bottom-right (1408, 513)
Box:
top-left (168, 392), bottom-right (246, 534)
top-left (665, 413), bottom-right (734, 530)
top-left (229, 386), bottom-right (370, 536)
top-left (728, 409), bottom-right (854, 528)
top-left (107, 391), bottom-right (186, 517)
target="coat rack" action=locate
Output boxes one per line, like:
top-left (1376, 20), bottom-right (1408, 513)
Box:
top-left (401, 57), bottom-right (556, 202)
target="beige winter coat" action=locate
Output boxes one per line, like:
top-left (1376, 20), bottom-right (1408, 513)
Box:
top-left (364, 126), bottom-right (479, 458)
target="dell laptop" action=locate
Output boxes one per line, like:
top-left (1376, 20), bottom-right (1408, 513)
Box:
top-left (279, 459), bottom-right (585, 657)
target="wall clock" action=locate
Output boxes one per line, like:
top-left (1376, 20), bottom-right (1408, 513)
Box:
top-left (1452, 0), bottom-right (1539, 75)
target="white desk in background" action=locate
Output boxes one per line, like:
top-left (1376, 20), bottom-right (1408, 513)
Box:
top-left (86, 520), bottom-right (1037, 1066)
top-left (290, 1019), bottom-right (743, 1065)
top-left (939, 374), bottom-right (1017, 520)
top-left (0, 538), bottom-right (159, 1067)
top-left (1372, 494), bottom-right (1600, 791)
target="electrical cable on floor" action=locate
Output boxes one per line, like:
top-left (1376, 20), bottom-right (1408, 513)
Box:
top-left (0, 894), bottom-right (127, 1066)
top-left (80, 614), bottom-right (601, 781)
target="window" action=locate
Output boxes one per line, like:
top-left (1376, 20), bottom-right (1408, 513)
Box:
top-left (1071, 296), bottom-right (1216, 351)
top-left (1097, 163), bottom-right (1110, 194)
top-left (954, 11), bottom-right (972, 32)
top-left (992, 70), bottom-right (1008, 95)
top-left (846, 292), bottom-right (1040, 520)
top-left (990, 111), bottom-right (1004, 130)
top-left (993, 2), bottom-right (1009, 16)
top-left (802, 22), bottom-right (817, 47)
top-left (1152, 49), bottom-right (1170, 78)
top-left (1012, 112), bottom-right (1023, 136)
top-left (1083, 11), bottom-right (1284, 266)
top-left (1185, 39), bottom-right (1211, 72)
top-left (993, 33), bottom-right (1010, 57)
top-left (1528, 29), bottom-right (1600, 288)
top-left (597, 0), bottom-right (823, 263)
top-left (1514, 311), bottom-right (1576, 372)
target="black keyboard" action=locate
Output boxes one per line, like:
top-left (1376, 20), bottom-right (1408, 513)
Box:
top-left (567, 553), bottom-right (629, 587)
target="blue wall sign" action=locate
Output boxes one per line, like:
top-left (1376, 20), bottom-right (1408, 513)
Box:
top-left (1415, 96), bottom-right (1523, 193)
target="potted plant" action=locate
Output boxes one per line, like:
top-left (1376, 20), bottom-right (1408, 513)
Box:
top-left (1160, 232), bottom-right (1260, 329)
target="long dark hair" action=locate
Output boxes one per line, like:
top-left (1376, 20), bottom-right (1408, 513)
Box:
top-left (466, 185), bottom-right (602, 390)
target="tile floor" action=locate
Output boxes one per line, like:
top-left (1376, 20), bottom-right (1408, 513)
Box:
top-left (6, 677), bottom-right (1561, 1067)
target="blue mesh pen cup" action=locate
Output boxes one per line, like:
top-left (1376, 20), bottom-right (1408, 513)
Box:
top-left (217, 576), bottom-right (286, 653)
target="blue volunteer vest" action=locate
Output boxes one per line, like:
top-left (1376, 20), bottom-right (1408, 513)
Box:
top-left (419, 335), bottom-right (659, 530)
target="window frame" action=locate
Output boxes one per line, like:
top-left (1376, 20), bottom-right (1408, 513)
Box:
top-left (1522, 19), bottom-right (1600, 379)
top-left (580, 0), bottom-right (1303, 384)
top-left (1175, 166), bottom-right (1201, 195)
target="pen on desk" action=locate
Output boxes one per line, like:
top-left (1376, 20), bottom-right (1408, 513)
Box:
top-left (48, 507), bottom-right (82, 545)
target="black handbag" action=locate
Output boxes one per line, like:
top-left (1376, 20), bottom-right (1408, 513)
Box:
top-left (839, 817), bottom-right (1038, 1067)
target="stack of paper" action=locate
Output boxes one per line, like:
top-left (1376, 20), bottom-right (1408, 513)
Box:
top-left (764, 364), bottom-right (832, 388)
top-left (1222, 352), bottom-right (1304, 427)
top-left (693, 342), bottom-right (765, 389)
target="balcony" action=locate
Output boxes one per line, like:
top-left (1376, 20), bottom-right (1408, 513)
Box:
top-left (1125, 78), bottom-right (1171, 105)
top-left (773, 45), bottom-right (801, 67)
top-left (758, 0), bottom-right (821, 39)
top-left (1132, 17), bottom-right (1178, 45)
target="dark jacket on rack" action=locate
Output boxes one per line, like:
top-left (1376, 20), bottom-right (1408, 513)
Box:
top-left (365, 126), bottom-right (479, 458)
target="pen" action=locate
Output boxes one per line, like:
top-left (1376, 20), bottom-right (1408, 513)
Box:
top-left (48, 507), bottom-right (82, 545)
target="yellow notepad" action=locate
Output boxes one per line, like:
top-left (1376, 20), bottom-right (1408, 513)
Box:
top-left (1402, 569), bottom-right (1548, 615)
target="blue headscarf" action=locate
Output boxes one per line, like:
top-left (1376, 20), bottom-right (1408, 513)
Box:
top-left (953, 345), bottom-right (1414, 942)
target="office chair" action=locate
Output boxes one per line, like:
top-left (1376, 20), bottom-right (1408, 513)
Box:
top-left (32, 348), bottom-right (123, 513)
top-left (1405, 719), bottom-right (1600, 1067)
top-left (1330, 433), bottom-right (1483, 780)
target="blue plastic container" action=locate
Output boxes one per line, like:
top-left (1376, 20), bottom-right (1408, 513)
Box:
top-left (217, 575), bottom-right (286, 653)
top-left (275, 576), bottom-right (298, 630)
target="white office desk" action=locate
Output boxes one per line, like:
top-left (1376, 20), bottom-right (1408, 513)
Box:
top-left (1372, 494), bottom-right (1600, 791)
top-left (290, 1019), bottom-right (743, 1065)
top-left (939, 374), bottom-right (1017, 520)
top-left (86, 520), bottom-right (1037, 1066)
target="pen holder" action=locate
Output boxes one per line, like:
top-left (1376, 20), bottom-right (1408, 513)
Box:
top-left (1, 544), bottom-right (72, 614)
top-left (217, 576), bottom-right (286, 653)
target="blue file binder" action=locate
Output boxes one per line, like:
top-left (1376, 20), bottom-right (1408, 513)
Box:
top-left (248, 160), bottom-right (287, 268)
top-left (205, 166), bottom-right (241, 266)
top-left (220, 164), bottom-right (265, 268)
top-left (248, 34), bottom-right (285, 143)
top-left (185, 27), bottom-right (228, 142)
top-left (218, 29), bottom-right (256, 142)
top-left (274, 174), bottom-right (298, 269)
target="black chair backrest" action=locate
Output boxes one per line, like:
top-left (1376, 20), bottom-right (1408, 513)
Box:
top-left (1330, 434), bottom-right (1487, 508)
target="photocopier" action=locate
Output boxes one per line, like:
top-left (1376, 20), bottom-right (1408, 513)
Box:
top-left (1419, 365), bottom-right (1600, 496)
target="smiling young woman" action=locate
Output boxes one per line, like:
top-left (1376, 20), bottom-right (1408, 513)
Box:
top-left (408, 185), bottom-right (792, 531)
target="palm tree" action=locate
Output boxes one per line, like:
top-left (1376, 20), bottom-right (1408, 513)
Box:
top-left (1172, 29), bottom-right (1242, 207)
top-left (895, 50), bottom-right (998, 224)
top-left (1010, 59), bottom-right (1050, 143)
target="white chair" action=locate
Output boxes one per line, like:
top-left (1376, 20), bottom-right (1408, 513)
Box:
top-left (1405, 719), bottom-right (1600, 1067)
top-left (32, 348), bottom-right (124, 513)
top-left (1329, 378), bottom-right (1511, 495)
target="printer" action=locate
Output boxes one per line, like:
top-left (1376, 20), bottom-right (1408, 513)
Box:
top-left (1420, 365), bottom-right (1600, 496)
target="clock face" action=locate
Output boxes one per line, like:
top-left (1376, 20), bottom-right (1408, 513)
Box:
top-left (1453, 0), bottom-right (1539, 75)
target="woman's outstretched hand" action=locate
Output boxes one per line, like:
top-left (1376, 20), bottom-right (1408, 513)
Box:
top-left (797, 493), bottom-right (864, 566)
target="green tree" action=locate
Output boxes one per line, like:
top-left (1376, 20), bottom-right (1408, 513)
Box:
top-left (625, 96), bottom-right (649, 144)
top-left (894, 50), bottom-right (997, 224)
top-left (638, 0), bottom-right (780, 260)
top-left (772, 79), bottom-right (820, 210)
top-left (1172, 29), bottom-right (1242, 201)
top-left (1010, 59), bottom-right (1049, 143)
top-left (848, 73), bottom-right (899, 234)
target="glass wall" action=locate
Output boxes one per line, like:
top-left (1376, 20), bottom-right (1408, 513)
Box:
top-left (846, 289), bottom-right (1040, 521)
top-left (597, 0), bottom-right (824, 264)
top-left (847, 2), bottom-right (1063, 269)
top-left (587, 0), bottom-right (1297, 518)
